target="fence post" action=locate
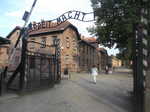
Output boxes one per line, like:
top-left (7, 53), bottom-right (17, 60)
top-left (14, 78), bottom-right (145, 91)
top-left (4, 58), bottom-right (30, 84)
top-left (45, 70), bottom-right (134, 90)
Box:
top-left (19, 37), bottom-right (27, 91)
top-left (140, 0), bottom-right (150, 112)
top-left (0, 70), bottom-right (2, 96)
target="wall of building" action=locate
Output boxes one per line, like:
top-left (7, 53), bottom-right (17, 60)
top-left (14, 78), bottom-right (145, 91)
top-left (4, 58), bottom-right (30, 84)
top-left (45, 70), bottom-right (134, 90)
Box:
top-left (3, 24), bottom-right (108, 74)
top-left (60, 28), bottom-right (79, 72)
top-left (100, 52), bottom-right (108, 71)
top-left (6, 29), bottom-right (21, 71)
top-left (145, 65), bottom-right (150, 112)
top-left (108, 56), bottom-right (122, 68)
top-left (0, 45), bottom-right (9, 69)
top-left (78, 41), bottom-right (107, 72)
top-left (28, 27), bottom-right (79, 73)
top-left (112, 58), bottom-right (122, 68)
top-left (0, 29), bottom-right (21, 70)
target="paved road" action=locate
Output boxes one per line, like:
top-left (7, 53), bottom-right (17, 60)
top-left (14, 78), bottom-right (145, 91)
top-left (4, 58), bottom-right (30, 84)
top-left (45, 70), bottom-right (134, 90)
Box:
top-left (0, 70), bottom-right (133, 112)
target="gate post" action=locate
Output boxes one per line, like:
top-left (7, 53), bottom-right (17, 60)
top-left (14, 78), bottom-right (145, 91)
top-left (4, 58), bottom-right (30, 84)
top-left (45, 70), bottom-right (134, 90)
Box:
top-left (139, 0), bottom-right (149, 112)
top-left (19, 30), bottom-right (28, 91)
top-left (54, 38), bottom-right (61, 83)
top-left (133, 1), bottom-right (149, 111)
top-left (134, 23), bottom-right (144, 112)
top-left (0, 70), bottom-right (3, 96)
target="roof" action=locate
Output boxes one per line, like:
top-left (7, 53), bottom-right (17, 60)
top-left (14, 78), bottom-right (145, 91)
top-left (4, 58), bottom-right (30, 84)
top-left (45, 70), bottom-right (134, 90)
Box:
top-left (81, 36), bottom-right (98, 43)
top-left (0, 36), bottom-right (10, 45)
top-left (97, 47), bottom-right (108, 54)
top-left (6, 21), bottom-right (81, 40)
top-left (79, 39), bottom-right (96, 49)
top-left (6, 26), bottom-right (22, 38)
top-left (29, 21), bottom-right (80, 39)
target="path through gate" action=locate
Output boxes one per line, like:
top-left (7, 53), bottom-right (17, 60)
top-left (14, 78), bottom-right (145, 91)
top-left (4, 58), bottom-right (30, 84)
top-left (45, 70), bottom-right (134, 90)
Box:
top-left (24, 39), bottom-right (61, 90)
top-left (0, 8), bottom-right (94, 94)
top-left (1, 1), bottom-right (148, 111)
top-left (4, 37), bottom-right (61, 91)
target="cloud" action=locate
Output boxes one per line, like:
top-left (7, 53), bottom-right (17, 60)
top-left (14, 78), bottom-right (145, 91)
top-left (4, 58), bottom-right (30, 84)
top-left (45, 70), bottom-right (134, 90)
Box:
top-left (69, 19), bottom-right (94, 36)
top-left (2, 0), bottom-right (94, 36)
top-left (99, 45), bottom-right (119, 56)
top-left (24, 0), bottom-right (93, 17)
top-left (5, 10), bottom-right (23, 18)
top-left (21, 0), bottom-right (95, 36)
top-left (36, 0), bottom-right (91, 11)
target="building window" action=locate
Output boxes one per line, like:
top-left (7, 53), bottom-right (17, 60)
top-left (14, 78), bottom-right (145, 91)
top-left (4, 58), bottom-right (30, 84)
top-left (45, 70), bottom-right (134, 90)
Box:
top-left (66, 37), bottom-right (69, 40)
top-left (82, 46), bottom-right (85, 53)
top-left (52, 36), bottom-right (58, 45)
top-left (65, 37), bottom-right (70, 48)
top-left (15, 56), bottom-right (19, 63)
top-left (0, 48), bottom-right (2, 55)
top-left (30, 57), bottom-right (35, 68)
top-left (65, 55), bottom-right (70, 60)
top-left (73, 48), bottom-right (77, 52)
top-left (41, 58), bottom-right (47, 65)
top-left (6, 48), bottom-right (9, 55)
top-left (41, 37), bottom-right (46, 48)
top-left (72, 64), bottom-right (75, 69)
top-left (72, 42), bottom-right (76, 47)
top-left (30, 38), bottom-right (35, 49)
top-left (66, 42), bottom-right (70, 48)
top-left (16, 31), bottom-right (19, 35)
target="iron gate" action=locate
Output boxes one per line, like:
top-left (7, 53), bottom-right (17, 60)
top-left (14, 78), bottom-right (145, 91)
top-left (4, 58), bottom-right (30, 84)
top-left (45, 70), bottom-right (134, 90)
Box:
top-left (24, 40), bottom-right (61, 90)
top-left (25, 39), bottom-right (61, 89)
top-left (5, 37), bottom-right (61, 91)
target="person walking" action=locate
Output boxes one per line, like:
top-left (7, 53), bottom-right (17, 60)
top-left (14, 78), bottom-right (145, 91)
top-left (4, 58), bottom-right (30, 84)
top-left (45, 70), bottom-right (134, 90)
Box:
top-left (91, 65), bottom-right (98, 84)
top-left (105, 65), bottom-right (109, 74)
top-left (63, 68), bottom-right (70, 79)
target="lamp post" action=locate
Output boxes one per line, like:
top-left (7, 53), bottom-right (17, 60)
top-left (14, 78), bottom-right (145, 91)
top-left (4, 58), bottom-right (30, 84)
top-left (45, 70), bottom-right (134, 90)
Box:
top-left (133, 0), bottom-right (149, 112)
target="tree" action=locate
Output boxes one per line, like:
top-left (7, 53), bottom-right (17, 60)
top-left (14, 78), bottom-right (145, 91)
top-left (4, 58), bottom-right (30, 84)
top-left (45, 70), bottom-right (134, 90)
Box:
top-left (88, 0), bottom-right (142, 60)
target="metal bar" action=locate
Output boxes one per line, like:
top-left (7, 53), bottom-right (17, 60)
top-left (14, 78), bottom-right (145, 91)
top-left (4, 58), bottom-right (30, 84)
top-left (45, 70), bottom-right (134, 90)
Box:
top-left (27, 41), bottom-right (53, 47)
top-left (9, 0), bottom-right (37, 65)
top-left (40, 57), bottom-right (42, 85)
top-left (33, 57), bottom-right (36, 87)
top-left (133, 24), bottom-right (137, 95)
top-left (3, 66), bottom-right (8, 79)
top-left (24, 55), bottom-right (28, 89)
top-left (48, 59), bottom-right (51, 84)
top-left (53, 47), bottom-right (56, 82)
top-left (6, 0), bottom-right (38, 91)
top-left (0, 72), bottom-right (3, 95)
top-left (23, 0), bottom-right (37, 28)
top-left (19, 38), bottom-right (27, 90)
top-left (7, 63), bottom-right (21, 89)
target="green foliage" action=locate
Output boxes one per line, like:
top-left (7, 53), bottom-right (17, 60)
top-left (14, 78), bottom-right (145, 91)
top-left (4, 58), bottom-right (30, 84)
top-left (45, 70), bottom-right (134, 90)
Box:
top-left (88, 0), bottom-right (144, 60)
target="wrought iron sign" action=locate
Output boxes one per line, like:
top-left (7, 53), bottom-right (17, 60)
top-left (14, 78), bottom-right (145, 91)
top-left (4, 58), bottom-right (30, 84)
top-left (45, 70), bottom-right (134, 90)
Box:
top-left (28, 10), bottom-right (94, 32)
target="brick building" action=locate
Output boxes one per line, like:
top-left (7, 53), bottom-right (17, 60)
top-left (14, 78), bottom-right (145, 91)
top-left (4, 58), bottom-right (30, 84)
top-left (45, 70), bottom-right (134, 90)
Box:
top-left (97, 48), bottom-right (108, 71)
top-left (4, 21), bottom-right (108, 73)
top-left (79, 36), bottom-right (108, 72)
top-left (5, 27), bottom-right (22, 71)
top-left (0, 36), bottom-right (10, 69)
top-left (108, 55), bottom-right (122, 68)
top-left (28, 21), bottom-right (80, 72)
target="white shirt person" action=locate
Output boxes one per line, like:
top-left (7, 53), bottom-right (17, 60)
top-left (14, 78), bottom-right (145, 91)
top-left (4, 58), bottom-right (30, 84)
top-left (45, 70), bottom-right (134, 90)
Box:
top-left (91, 65), bottom-right (98, 84)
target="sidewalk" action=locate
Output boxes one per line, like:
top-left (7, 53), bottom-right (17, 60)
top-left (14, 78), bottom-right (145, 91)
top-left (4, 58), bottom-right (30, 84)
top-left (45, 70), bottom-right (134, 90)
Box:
top-left (0, 70), bottom-right (133, 112)
top-left (0, 93), bottom-right (19, 102)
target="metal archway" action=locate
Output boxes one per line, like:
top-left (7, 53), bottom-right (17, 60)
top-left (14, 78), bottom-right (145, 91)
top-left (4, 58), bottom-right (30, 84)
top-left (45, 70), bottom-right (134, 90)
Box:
top-left (5, 9), bottom-right (95, 91)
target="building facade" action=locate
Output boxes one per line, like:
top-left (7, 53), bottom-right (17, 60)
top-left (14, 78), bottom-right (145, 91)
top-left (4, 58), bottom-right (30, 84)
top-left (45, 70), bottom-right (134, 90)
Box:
top-left (4, 21), bottom-right (108, 73)
top-left (5, 27), bottom-right (22, 71)
top-left (78, 38), bottom-right (108, 72)
top-left (28, 21), bottom-right (80, 72)
top-left (0, 36), bottom-right (10, 69)
top-left (108, 55), bottom-right (122, 68)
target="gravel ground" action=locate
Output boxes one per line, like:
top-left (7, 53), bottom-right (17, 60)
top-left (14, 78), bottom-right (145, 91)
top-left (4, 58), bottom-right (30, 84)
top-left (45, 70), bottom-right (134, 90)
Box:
top-left (0, 69), bottom-right (133, 112)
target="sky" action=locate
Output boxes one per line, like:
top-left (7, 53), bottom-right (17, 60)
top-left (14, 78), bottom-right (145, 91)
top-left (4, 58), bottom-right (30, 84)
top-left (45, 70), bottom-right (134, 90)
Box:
top-left (0, 0), bottom-right (119, 55)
